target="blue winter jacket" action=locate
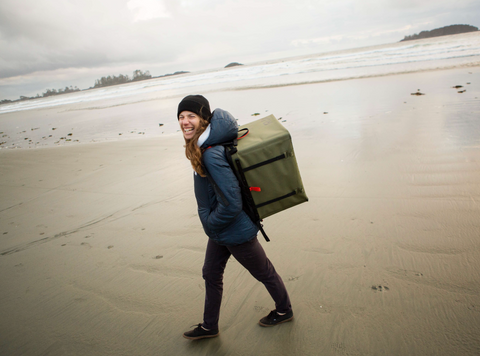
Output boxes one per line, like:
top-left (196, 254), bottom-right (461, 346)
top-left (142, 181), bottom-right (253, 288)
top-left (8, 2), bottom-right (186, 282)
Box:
top-left (194, 109), bottom-right (259, 246)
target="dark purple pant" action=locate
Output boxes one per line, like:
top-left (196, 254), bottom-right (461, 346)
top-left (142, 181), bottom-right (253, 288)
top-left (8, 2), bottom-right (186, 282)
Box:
top-left (202, 237), bottom-right (291, 330)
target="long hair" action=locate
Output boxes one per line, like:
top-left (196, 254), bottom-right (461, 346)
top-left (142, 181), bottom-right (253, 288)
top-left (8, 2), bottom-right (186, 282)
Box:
top-left (184, 115), bottom-right (210, 177)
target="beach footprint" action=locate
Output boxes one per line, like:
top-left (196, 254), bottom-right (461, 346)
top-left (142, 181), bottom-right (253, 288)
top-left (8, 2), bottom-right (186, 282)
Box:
top-left (467, 305), bottom-right (478, 313)
top-left (81, 242), bottom-right (92, 249)
top-left (254, 305), bottom-right (270, 313)
top-left (371, 285), bottom-right (390, 292)
top-left (387, 268), bottom-right (423, 278)
top-left (331, 342), bottom-right (364, 356)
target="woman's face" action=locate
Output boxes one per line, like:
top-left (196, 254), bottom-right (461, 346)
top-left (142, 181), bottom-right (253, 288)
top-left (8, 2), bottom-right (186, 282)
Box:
top-left (178, 111), bottom-right (201, 140)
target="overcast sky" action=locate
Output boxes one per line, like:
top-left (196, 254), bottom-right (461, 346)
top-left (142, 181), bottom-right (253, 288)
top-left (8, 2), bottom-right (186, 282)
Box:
top-left (1, 0), bottom-right (479, 100)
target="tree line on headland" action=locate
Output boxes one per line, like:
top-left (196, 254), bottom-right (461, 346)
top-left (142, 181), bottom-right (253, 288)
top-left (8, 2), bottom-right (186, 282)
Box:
top-left (401, 24), bottom-right (478, 42)
top-left (93, 69), bottom-right (152, 88)
top-left (1, 69), bottom-right (189, 105)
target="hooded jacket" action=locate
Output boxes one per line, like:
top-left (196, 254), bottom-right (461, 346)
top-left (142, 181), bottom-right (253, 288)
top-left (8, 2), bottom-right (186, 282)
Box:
top-left (194, 109), bottom-right (259, 246)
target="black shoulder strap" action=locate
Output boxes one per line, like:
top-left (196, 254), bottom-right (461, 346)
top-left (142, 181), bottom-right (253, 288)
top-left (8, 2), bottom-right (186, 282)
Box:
top-left (223, 142), bottom-right (270, 242)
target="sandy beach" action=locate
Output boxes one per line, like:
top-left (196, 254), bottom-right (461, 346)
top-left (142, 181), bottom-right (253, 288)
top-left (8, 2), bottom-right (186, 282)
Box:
top-left (1, 67), bottom-right (480, 355)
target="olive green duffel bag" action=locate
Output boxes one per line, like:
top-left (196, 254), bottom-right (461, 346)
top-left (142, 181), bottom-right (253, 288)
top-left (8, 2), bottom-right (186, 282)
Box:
top-left (223, 114), bottom-right (308, 241)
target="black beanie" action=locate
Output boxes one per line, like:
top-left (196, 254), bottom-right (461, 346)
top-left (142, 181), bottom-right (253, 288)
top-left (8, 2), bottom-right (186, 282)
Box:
top-left (177, 95), bottom-right (212, 121)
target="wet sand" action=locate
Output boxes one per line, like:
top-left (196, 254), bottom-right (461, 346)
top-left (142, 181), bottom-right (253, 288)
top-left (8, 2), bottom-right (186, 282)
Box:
top-left (1, 68), bottom-right (480, 355)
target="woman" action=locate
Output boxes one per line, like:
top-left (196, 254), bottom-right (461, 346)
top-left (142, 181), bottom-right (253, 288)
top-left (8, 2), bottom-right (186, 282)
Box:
top-left (178, 95), bottom-right (293, 340)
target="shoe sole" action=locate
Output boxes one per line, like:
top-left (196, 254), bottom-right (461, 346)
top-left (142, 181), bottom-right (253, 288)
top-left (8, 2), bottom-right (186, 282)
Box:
top-left (258, 315), bottom-right (294, 327)
top-left (183, 333), bottom-right (219, 340)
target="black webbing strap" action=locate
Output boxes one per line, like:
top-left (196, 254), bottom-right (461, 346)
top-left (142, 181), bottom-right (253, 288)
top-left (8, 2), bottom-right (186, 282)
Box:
top-left (232, 157), bottom-right (257, 216)
top-left (258, 224), bottom-right (269, 242)
top-left (232, 157), bottom-right (270, 242)
top-left (243, 153), bottom-right (287, 172)
top-left (256, 190), bottom-right (298, 209)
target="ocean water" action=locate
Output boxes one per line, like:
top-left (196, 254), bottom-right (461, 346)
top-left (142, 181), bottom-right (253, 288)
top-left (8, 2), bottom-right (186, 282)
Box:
top-left (1, 32), bottom-right (479, 115)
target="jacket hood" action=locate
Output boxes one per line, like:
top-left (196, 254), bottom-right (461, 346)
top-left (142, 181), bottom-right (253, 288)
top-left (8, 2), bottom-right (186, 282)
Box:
top-left (200, 109), bottom-right (238, 148)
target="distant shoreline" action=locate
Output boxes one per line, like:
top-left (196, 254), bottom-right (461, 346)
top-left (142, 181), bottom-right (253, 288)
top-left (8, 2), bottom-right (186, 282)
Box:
top-left (401, 24), bottom-right (478, 42)
top-left (0, 70), bottom-right (190, 107)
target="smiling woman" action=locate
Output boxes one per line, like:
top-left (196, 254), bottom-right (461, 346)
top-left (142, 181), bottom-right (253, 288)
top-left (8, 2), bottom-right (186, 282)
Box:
top-left (127, 0), bottom-right (171, 21)
top-left (176, 95), bottom-right (294, 340)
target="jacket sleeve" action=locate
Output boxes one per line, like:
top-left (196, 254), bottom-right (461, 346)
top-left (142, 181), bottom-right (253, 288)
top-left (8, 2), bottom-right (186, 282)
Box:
top-left (203, 147), bottom-right (243, 233)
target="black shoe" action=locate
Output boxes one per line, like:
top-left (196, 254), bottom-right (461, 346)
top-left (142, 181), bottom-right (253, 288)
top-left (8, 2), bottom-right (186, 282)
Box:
top-left (183, 324), bottom-right (219, 340)
top-left (259, 309), bottom-right (294, 327)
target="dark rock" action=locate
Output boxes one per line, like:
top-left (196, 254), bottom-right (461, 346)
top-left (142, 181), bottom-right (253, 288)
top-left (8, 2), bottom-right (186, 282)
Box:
top-left (225, 62), bottom-right (243, 68)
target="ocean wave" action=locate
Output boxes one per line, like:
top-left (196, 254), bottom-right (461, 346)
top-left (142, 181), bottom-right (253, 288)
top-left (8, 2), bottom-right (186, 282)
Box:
top-left (1, 32), bottom-right (479, 115)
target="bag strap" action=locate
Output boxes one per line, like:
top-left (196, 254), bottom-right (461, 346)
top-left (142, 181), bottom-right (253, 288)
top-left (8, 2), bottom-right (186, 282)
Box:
top-left (224, 143), bottom-right (270, 242)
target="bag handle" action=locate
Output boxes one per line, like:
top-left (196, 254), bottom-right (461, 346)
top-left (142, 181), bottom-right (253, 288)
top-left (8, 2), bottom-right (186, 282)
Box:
top-left (238, 128), bottom-right (249, 140)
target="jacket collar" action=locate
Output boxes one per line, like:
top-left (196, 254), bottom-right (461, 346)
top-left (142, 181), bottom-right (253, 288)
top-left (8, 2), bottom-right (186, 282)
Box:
top-left (197, 124), bottom-right (211, 147)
